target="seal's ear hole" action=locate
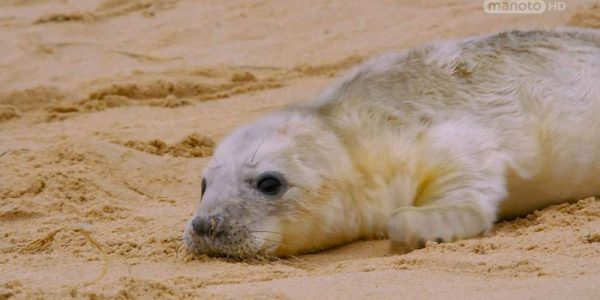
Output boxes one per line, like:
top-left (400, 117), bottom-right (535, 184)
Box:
top-left (256, 173), bottom-right (286, 196)
top-left (201, 178), bottom-right (207, 197)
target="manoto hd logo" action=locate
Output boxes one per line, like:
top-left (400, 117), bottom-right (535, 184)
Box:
top-left (483, 0), bottom-right (566, 14)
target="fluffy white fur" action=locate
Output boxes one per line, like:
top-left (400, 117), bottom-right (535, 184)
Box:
top-left (184, 28), bottom-right (600, 257)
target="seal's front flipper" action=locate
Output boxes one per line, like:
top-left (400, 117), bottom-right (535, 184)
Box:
top-left (386, 120), bottom-right (510, 253)
top-left (387, 201), bottom-right (495, 252)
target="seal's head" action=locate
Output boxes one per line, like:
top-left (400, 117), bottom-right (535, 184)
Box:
top-left (183, 109), bottom-right (359, 258)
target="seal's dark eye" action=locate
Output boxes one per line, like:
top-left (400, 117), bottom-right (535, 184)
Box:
top-left (257, 175), bottom-right (282, 196)
top-left (201, 178), bottom-right (207, 196)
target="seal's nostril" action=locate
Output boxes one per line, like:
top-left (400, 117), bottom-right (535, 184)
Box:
top-left (192, 215), bottom-right (223, 238)
top-left (191, 216), bottom-right (210, 236)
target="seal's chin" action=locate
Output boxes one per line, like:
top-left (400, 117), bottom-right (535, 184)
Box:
top-left (182, 224), bottom-right (280, 259)
top-left (182, 227), bottom-right (212, 256)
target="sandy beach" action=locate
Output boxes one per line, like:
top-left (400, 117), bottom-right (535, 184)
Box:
top-left (1, 0), bottom-right (600, 299)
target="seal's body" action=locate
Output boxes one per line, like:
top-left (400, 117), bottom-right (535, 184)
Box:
top-left (184, 28), bottom-right (600, 257)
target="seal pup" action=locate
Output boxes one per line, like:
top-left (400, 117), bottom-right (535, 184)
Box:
top-left (184, 28), bottom-right (600, 258)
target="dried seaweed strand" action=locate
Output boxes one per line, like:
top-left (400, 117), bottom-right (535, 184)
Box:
top-left (18, 227), bottom-right (65, 254)
top-left (17, 226), bottom-right (109, 286)
top-left (74, 227), bottom-right (109, 286)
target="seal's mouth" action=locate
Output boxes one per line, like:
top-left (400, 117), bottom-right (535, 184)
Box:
top-left (182, 220), bottom-right (281, 259)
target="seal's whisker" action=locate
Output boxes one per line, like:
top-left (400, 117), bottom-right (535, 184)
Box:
top-left (251, 237), bottom-right (280, 244)
top-left (239, 219), bottom-right (262, 229)
top-left (264, 243), bottom-right (278, 250)
top-left (248, 230), bottom-right (283, 235)
top-left (175, 240), bottom-right (184, 260)
top-left (247, 136), bottom-right (267, 166)
top-left (251, 254), bottom-right (270, 263)
top-left (284, 254), bottom-right (307, 265)
top-left (267, 254), bottom-right (290, 264)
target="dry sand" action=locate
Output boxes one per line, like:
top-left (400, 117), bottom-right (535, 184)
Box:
top-left (1, 0), bottom-right (600, 299)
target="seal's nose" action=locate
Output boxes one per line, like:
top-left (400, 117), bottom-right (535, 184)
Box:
top-left (191, 215), bottom-right (222, 238)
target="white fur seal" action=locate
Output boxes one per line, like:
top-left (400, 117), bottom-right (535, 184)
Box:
top-left (184, 28), bottom-right (600, 258)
